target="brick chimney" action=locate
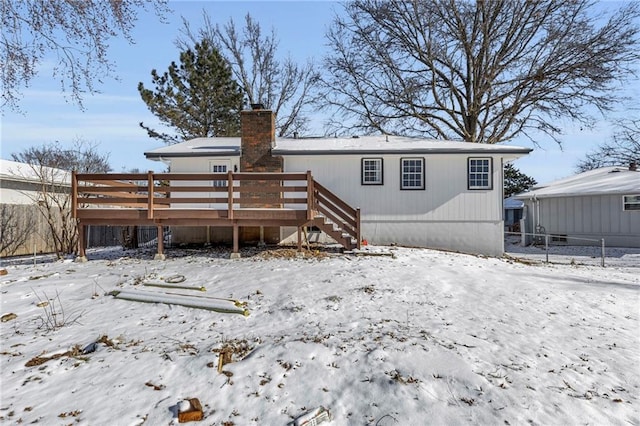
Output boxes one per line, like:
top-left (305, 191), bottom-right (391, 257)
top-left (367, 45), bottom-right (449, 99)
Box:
top-left (239, 105), bottom-right (282, 245)
top-left (630, 162), bottom-right (637, 172)
top-left (240, 105), bottom-right (282, 172)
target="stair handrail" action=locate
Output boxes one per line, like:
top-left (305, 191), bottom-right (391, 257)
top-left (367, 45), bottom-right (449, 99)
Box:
top-left (312, 179), bottom-right (361, 247)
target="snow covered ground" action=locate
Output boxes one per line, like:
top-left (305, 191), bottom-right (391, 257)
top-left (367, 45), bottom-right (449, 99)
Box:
top-left (1, 244), bottom-right (638, 425)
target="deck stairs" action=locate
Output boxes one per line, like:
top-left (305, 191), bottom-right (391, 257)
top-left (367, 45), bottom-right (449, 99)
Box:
top-left (310, 180), bottom-right (360, 251)
top-left (312, 216), bottom-right (358, 250)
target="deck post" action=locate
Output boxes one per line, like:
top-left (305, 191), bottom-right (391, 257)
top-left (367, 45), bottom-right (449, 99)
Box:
top-left (71, 171), bottom-right (78, 219)
top-left (297, 226), bottom-right (303, 252)
top-left (228, 171), bottom-right (234, 220)
top-left (306, 171), bottom-right (313, 221)
top-left (154, 225), bottom-right (166, 260)
top-left (230, 222), bottom-right (241, 259)
top-left (76, 223), bottom-right (87, 262)
top-left (147, 171), bottom-right (154, 220)
top-left (356, 208), bottom-right (361, 249)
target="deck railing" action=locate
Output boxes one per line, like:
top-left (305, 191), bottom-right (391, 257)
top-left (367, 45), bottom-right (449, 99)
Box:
top-left (72, 171), bottom-right (360, 256)
top-left (73, 171), bottom-right (314, 220)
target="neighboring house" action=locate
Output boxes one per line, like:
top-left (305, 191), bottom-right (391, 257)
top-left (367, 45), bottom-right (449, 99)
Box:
top-left (145, 108), bottom-right (531, 256)
top-left (0, 159), bottom-right (69, 257)
top-left (514, 165), bottom-right (640, 247)
top-left (504, 196), bottom-right (524, 231)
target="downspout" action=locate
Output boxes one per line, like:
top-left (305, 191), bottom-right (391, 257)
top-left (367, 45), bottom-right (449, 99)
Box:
top-left (533, 194), bottom-right (540, 232)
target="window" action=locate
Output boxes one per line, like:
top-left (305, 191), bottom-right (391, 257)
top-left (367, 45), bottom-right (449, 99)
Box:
top-left (361, 158), bottom-right (383, 185)
top-left (623, 195), bottom-right (640, 211)
top-left (400, 158), bottom-right (425, 190)
top-left (211, 163), bottom-right (228, 188)
top-left (468, 158), bottom-right (492, 190)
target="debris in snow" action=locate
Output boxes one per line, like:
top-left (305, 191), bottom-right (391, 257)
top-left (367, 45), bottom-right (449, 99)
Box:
top-left (213, 339), bottom-right (253, 373)
top-left (177, 400), bottom-right (191, 412)
top-left (164, 275), bottom-right (186, 284)
top-left (111, 289), bottom-right (250, 316)
top-left (289, 406), bottom-right (332, 426)
top-left (82, 342), bottom-right (98, 354)
top-left (348, 248), bottom-right (396, 258)
top-left (0, 268), bottom-right (7, 275)
top-left (143, 282), bottom-right (207, 292)
top-left (1, 312), bottom-right (17, 322)
top-left (177, 398), bottom-right (203, 423)
top-left (25, 346), bottom-right (83, 367)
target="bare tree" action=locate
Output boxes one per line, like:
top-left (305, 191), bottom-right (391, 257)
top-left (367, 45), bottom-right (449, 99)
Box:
top-left (577, 117), bottom-right (640, 171)
top-left (1, 0), bottom-right (169, 112)
top-left (176, 12), bottom-right (320, 137)
top-left (0, 205), bottom-right (35, 256)
top-left (11, 140), bottom-right (111, 258)
top-left (320, 0), bottom-right (640, 145)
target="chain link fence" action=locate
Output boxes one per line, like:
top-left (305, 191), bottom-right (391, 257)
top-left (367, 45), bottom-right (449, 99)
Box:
top-left (504, 232), bottom-right (640, 268)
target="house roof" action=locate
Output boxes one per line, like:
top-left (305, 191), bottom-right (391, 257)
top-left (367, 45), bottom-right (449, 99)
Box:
top-left (504, 196), bottom-right (525, 209)
top-left (0, 159), bottom-right (70, 184)
top-left (514, 166), bottom-right (640, 199)
top-left (144, 135), bottom-right (532, 159)
top-left (273, 136), bottom-right (531, 157)
top-left (144, 137), bottom-right (241, 159)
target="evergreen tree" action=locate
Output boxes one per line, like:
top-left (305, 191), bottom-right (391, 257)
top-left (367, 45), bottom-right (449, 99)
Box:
top-left (138, 40), bottom-right (244, 144)
top-left (504, 164), bottom-right (537, 198)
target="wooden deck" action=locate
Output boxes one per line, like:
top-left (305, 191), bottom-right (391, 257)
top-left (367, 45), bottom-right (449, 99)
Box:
top-left (72, 171), bottom-right (360, 258)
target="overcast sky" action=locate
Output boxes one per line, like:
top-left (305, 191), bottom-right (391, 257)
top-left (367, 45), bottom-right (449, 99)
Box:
top-left (1, 0), bottom-right (637, 184)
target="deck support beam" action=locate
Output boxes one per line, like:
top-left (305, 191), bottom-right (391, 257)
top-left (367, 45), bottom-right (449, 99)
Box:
top-left (154, 225), bottom-right (166, 260)
top-left (230, 222), bottom-right (241, 259)
top-left (76, 224), bottom-right (87, 262)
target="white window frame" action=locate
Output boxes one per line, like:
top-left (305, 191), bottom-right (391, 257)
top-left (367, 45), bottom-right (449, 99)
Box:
top-left (361, 158), bottom-right (383, 185)
top-left (468, 157), bottom-right (493, 190)
top-left (623, 194), bottom-right (640, 211)
top-left (400, 157), bottom-right (425, 190)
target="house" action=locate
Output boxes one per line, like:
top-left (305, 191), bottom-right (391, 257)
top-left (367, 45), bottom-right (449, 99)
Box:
top-left (504, 196), bottom-right (525, 231)
top-left (514, 165), bottom-right (640, 247)
top-left (144, 107), bottom-right (531, 256)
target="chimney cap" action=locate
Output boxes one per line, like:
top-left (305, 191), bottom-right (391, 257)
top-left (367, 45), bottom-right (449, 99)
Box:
top-left (250, 103), bottom-right (265, 110)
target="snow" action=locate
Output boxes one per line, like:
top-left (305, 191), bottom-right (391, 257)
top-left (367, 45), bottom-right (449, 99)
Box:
top-left (143, 135), bottom-right (531, 159)
top-left (1, 244), bottom-right (638, 425)
top-left (514, 166), bottom-right (639, 198)
top-left (0, 159), bottom-right (70, 184)
top-left (273, 136), bottom-right (531, 156)
top-left (144, 137), bottom-right (241, 159)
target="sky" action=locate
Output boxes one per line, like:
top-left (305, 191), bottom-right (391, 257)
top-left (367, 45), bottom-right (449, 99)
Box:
top-left (1, 244), bottom-right (638, 424)
top-left (1, 1), bottom-right (638, 185)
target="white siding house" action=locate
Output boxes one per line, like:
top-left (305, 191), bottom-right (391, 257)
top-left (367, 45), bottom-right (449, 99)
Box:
top-left (273, 137), bottom-right (530, 256)
top-left (145, 109), bottom-right (531, 256)
top-left (515, 165), bottom-right (640, 247)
